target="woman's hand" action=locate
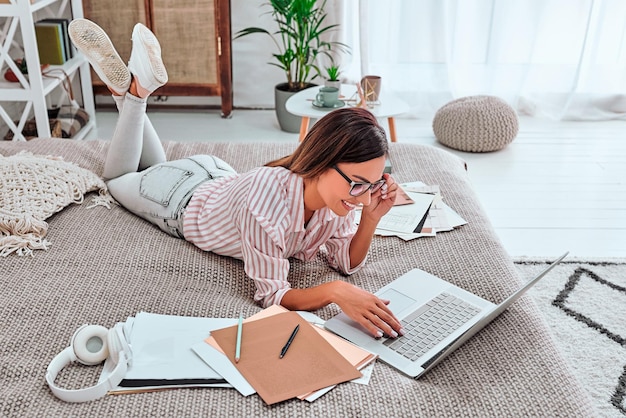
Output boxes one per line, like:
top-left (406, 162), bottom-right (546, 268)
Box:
top-left (332, 281), bottom-right (404, 339)
top-left (360, 173), bottom-right (397, 223)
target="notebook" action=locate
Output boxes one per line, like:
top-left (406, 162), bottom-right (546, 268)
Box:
top-left (324, 252), bottom-right (568, 378)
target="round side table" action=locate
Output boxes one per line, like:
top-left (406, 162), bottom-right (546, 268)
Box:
top-left (285, 84), bottom-right (409, 142)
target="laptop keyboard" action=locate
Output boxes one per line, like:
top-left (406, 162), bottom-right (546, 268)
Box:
top-left (383, 292), bottom-right (481, 361)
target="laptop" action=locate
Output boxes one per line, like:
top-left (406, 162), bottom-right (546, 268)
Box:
top-left (324, 252), bottom-right (568, 378)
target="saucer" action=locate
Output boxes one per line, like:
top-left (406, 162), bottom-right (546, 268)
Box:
top-left (312, 100), bottom-right (346, 110)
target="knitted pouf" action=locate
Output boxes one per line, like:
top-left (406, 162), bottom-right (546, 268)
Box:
top-left (432, 95), bottom-right (519, 152)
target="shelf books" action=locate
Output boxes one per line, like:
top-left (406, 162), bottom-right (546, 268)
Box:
top-left (39, 19), bottom-right (73, 60)
top-left (34, 19), bottom-right (72, 65)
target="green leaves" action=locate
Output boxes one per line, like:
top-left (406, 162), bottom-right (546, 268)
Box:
top-left (235, 0), bottom-right (349, 91)
top-left (325, 65), bottom-right (340, 81)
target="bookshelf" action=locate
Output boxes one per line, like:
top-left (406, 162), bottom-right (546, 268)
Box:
top-left (0, 0), bottom-right (95, 141)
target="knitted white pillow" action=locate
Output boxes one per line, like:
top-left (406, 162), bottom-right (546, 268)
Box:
top-left (0, 151), bottom-right (111, 256)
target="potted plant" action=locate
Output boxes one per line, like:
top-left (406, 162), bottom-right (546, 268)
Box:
top-left (324, 63), bottom-right (341, 90)
top-left (235, 0), bottom-right (349, 132)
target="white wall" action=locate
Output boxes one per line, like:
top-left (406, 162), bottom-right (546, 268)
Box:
top-left (231, 0), bottom-right (285, 108)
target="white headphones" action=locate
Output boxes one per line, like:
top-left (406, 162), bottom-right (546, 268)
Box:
top-left (46, 323), bottom-right (132, 402)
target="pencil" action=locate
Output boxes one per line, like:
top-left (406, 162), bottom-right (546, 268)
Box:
top-left (235, 313), bottom-right (243, 363)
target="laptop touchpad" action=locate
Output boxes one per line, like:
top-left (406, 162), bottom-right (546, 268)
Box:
top-left (379, 288), bottom-right (416, 315)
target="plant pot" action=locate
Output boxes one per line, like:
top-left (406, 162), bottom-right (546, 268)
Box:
top-left (324, 79), bottom-right (341, 93)
top-left (274, 82), bottom-right (316, 133)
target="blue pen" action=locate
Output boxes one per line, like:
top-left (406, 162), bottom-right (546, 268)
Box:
top-left (235, 313), bottom-right (243, 363)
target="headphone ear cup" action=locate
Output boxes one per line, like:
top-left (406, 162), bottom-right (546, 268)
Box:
top-left (71, 325), bottom-right (110, 365)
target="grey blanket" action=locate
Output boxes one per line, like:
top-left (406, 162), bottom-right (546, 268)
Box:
top-left (0, 138), bottom-right (595, 416)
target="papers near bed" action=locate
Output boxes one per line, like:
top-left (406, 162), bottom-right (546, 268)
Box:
top-left (98, 308), bottom-right (376, 404)
top-left (210, 311), bottom-right (361, 405)
top-left (99, 313), bottom-right (234, 393)
top-left (354, 181), bottom-right (467, 241)
top-left (197, 305), bottom-right (377, 404)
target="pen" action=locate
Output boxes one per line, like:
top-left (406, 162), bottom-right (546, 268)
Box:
top-left (235, 313), bottom-right (243, 363)
top-left (279, 324), bottom-right (300, 359)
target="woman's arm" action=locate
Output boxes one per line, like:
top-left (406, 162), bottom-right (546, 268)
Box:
top-left (348, 173), bottom-right (397, 268)
top-left (287, 173), bottom-right (402, 337)
top-left (280, 281), bottom-right (404, 338)
top-left (347, 215), bottom-right (379, 269)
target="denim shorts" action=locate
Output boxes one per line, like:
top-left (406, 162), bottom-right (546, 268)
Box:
top-left (106, 155), bottom-right (236, 238)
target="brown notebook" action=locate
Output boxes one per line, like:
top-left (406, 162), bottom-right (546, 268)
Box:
top-left (210, 311), bottom-right (361, 405)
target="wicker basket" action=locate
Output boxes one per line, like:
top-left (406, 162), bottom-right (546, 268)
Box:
top-left (4, 119), bottom-right (62, 141)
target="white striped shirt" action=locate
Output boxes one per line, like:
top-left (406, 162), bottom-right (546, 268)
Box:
top-left (182, 166), bottom-right (365, 307)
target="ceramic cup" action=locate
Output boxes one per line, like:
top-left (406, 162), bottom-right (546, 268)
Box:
top-left (360, 75), bottom-right (382, 103)
top-left (315, 86), bottom-right (340, 107)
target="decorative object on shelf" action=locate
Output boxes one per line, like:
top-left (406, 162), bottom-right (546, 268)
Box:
top-left (3, 65), bottom-right (88, 140)
top-left (2, 106), bottom-right (89, 140)
top-left (56, 106), bottom-right (90, 138)
top-left (29, 66), bottom-right (87, 138)
top-left (3, 119), bottom-right (62, 141)
top-left (235, 0), bottom-right (349, 132)
top-left (0, 0), bottom-right (95, 140)
top-left (3, 58), bottom-right (48, 82)
top-left (432, 95), bottom-right (519, 152)
top-left (41, 67), bottom-right (80, 109)
top-left (47, 107), bottom-right (60, 119)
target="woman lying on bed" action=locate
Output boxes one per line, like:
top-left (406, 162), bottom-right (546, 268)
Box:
top-left (69, 19), bottom-right (404, 339)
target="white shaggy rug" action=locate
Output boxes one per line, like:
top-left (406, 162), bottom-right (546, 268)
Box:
top-left (516, 258), bottom-right (626, 418)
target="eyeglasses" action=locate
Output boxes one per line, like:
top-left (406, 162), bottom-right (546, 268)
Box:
top-left (332, 165), bottom-right (386, 197)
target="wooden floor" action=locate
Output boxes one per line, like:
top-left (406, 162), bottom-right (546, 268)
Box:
top-left (89, 109), bottom-right (626, 259)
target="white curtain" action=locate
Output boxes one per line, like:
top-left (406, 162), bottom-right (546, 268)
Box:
top-left (337, 0), bottom-right (626, 120)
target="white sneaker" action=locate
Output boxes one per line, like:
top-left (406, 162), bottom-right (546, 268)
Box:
top-left (68, 19), bottom-right (130, 95)
top-left (127, 23), bottom-right (168, 97)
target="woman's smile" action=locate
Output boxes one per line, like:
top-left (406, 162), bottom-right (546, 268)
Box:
top-left (341, 199), bottom-right (359, 211)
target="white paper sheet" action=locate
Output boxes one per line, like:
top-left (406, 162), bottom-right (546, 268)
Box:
top-left (124, 312), bottom-right (235, 381)
top-left (354, 191), bottom-right (434, 234)
top-left (191, 341), bottom-right (256, 396)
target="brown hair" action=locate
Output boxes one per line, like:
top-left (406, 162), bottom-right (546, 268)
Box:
top-left (266, 107), bottom-right (388, 179)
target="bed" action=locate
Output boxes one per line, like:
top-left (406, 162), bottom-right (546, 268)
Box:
top-left (0, 138), bottom-right (595, 416)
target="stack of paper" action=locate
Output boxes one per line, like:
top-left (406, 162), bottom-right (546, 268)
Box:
top-left (101, 313), bottom-right (234, 394)
top-left (197, 305), bottom-right (377, 405)
top-left (355, 181), bottom-right (467, 241)
top-left (99, 308), bottom-right (377, 405)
